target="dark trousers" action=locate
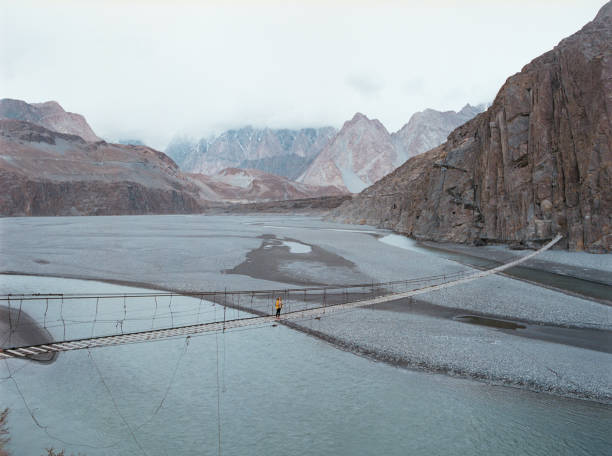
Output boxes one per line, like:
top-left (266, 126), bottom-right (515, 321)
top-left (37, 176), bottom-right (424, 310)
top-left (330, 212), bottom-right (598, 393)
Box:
top-left (276, 308), bottom-right (281, 317)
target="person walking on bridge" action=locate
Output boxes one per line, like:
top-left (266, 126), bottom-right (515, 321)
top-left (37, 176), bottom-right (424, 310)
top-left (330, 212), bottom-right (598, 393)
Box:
top-left (275, 296), bottom-right (283, 319)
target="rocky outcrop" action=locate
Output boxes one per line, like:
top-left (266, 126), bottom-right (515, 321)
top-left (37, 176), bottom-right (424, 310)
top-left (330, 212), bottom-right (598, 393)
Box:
top-left (332, 2), bottom-right (612, 252)
top-left (165, 126), bottom-right (336, 179)
top-left (0, 99), bottom-right (101, 142)
top-left (0, 119), bottom-right (206, 215)
top-left (189, 167), bottom-right (345, 203)
top-left (299, 107), bottom-right (484, 193)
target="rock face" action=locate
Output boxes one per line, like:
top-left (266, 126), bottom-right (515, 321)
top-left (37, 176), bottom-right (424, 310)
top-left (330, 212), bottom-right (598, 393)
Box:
top-left (392, 104), bottom-right (487, 163)
top-left (299, 113), bottom-right (398, 192)
top-left (189, 168), bottom-right (345, 203)
top-left (165, 126), bottom-right (336, 179)
top-left (0, 98), bottom-right (101, 142)
top-left (0, 119), bottom-right (206, 216)
top-left (333, 2), bottom-right (612, 253)
top-left (299, 107), bottom-right (485, 192)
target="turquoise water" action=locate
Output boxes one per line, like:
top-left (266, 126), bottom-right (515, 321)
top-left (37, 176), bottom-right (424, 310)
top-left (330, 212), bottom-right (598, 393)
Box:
top-left (1, 276), bottom-right (611, 456)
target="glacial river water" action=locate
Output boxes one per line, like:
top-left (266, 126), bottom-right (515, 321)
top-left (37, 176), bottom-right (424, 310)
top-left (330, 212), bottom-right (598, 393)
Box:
top-left (1, 275), bottom-right (611, 456)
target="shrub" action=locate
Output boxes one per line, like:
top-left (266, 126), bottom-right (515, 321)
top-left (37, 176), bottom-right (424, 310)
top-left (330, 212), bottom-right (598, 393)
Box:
top-left (0, 408), bottom-right (9, 456)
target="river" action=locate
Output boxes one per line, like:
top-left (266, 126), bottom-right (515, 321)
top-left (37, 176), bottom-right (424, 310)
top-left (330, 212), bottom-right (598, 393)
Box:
top-left (1, 274), bottom-right (611, 456)
top-left (1, 215), bottom-right (611, 455)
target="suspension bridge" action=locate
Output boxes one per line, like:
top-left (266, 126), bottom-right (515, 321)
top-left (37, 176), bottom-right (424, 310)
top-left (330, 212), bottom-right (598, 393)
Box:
top-left (0, 234), bottom-right (563, 360)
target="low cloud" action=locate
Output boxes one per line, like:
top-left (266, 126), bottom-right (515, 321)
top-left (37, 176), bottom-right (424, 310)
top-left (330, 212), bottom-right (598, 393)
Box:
top-left (346, 73), bottom-right (384, 97)
top-left (1, 0), bottom-right (605, 149)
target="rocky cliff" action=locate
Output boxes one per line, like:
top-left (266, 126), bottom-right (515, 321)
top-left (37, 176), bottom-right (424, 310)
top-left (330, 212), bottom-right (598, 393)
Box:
top-left (333, 2), bottom-right (612, 252)
top-left (165, 126), bottom-right (336, 179)
top-left (0, 119), bottom-right (206, 216)
top-left (0, 98), bottom-right (101, 142)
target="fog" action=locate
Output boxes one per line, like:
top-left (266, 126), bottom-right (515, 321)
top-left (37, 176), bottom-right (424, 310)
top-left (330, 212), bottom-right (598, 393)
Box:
top-left (1, 0), bottom-right (606, 149)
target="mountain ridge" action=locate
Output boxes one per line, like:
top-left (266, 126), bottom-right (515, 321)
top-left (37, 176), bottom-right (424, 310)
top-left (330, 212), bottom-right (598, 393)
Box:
top-left (299, 105), bottom-right (486, 192)
top-left (165, 126), bottom-right (337, 179)
top-left (0, 98), bottom-right (101, 142)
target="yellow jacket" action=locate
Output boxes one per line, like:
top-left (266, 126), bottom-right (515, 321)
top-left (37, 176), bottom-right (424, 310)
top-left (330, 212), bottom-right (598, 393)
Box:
top-left (275, 298), bottom-right (283, 309)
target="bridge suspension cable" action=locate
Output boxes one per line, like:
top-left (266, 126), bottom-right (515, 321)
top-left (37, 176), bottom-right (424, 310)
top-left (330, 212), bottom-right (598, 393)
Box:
top-left (0, 235), bottom-right (562, 360)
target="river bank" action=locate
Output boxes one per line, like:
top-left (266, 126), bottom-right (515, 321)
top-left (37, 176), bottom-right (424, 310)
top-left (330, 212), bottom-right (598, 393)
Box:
top-left (1, 215), bottom-right (610, 403)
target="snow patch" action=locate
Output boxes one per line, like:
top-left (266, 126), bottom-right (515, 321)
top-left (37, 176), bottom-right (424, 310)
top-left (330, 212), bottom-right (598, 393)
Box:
top-left (379, 234), bottom-right (420, 252)
top-left (281, 241), bottom-right (312, 254)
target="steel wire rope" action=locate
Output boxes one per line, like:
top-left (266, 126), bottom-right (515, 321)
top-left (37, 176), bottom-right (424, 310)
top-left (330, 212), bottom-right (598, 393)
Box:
top-left (0, 270), bottom-right (475, 302)
top-left (2, 358), bottom-right (127, 451)
top-left (44, 298), bottom-right (48, 329)
top-left (0, 284), bottom-right (444, 350)
top-left (15, 300), bottom-right (23, 334)
top-left (87, 349), bottom-right (149, 455)
top-left (4, 303), bottom-right (226, 334)
top-left (6, 297), bottom-right (12, 345)
top-left (4, 239), bottom-right (564, 356)
top-left (197, 295), bottom-right (203, 323)
top-left (7, 300), bottom-right (242, 346)
top-left (214, 319), bottom-right (222, 456)
top-left (0, 360), bottom-right (30, 383)
top-left (168, 294), bottom-right (174, 328)
top-left (152, 296), bottom-right (159, 330)
top-left (92, 297), bottom-right (99, 338)
top-left (125, 336), bottom-right (192, 435)
top-left (60, 295), bottom-right (66, 340)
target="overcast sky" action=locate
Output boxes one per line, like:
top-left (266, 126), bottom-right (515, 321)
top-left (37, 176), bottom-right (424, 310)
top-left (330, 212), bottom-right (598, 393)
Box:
top-left (1, 0), bottom-right (607, 149)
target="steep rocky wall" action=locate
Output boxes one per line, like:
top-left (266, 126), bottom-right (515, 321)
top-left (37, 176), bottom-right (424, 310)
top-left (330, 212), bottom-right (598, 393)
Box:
top-left (333, 3), bottom-right (612, 252)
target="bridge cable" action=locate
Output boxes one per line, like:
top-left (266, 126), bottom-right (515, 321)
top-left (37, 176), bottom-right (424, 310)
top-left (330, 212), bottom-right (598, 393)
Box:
top-left (168, 294), bottom-right (174, 328)
top-left (197, 295), bottom-right (203, 323)
top-left (2, 358), bottom-right (123, 450)
top-left (60, 295), bottom-right (66, 340)
top-left (152, 296), bottom-right (158, 329)
top-left (87, 349), bottom-right (149, 456)
top-left (44, 298), bottom-right (48, 329)
top-left (215, 326), bottom-right (222, 456)
top-left (92, 297), bottom-right (99, 338)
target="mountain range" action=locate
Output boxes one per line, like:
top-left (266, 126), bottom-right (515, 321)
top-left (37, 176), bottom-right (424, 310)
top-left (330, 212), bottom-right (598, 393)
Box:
top-left (166, 127), bottom-right (336, 180)
top-left (169, 104), bottom-right (485, 193)
top-left (0, 101), bottom-right (343, 215)
top-left (333, 1), bottom-right (612, 253)
top-left (1, 1), bottom-right (608, 251)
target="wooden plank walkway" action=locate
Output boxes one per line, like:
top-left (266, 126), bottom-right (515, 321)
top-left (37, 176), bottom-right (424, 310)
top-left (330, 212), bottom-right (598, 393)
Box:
top-left (0, 235), bottom-right (562, 360)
